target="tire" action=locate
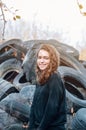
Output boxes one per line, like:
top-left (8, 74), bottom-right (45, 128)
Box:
top-left (0, 49), bottom-right (15, 64)
top-left (48, 39), bottom-right (79, 59)
top-left (58, 66), bottom-right (86, 107)
top-left (0, 58), bottom-right (22, 82)
top-left (23, 39), bottom-right (79, 59)
top-left (13, 72), bottom-right (31, 90)
top-left (0, 109), bottom-right (21, 129)
top-left (0, 78), bottom-right (19, 101)
top-left (0, 39), bottom-right (27, 63)
top-left (78, 60), bottom-right (86, 68)
top-left (0, 93), bottom-right (30, 112)
top-left (5, 123), bottom-right (27, 130)
top-left (19, 85), bottom-right (36, 106)
top-left (58, 66), bottom-right (86, 89)
top-left (71, 108), bottom-right (86, 130)
top-left (65, 82), bottom-right (85, 113)
top-left (82, 61), bottom-right (86, 68)
top-left (3, 100), bottom-right (30, 123)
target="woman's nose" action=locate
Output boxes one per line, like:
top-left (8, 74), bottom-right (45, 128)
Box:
top-left (40, 58), bottom-right (44, 62)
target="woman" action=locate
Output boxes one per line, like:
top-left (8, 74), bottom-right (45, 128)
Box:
top-left (29, 44), bottom-right (67, 130)
top-left (6, 44), bottom-right (67, 130)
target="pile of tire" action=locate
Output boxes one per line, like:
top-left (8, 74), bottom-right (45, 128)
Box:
top-left (0, 38), bottom-right (86, 130)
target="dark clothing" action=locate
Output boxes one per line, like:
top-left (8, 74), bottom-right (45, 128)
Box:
top-left (29, 72), bottom-right (67, 130)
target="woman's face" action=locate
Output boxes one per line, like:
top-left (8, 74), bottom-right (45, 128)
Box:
top-left (37, 49), bottom-right (50, 71)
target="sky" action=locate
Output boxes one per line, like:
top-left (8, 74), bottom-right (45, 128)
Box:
top-left (4, 0), bottom-right (86, 26)
top-left (2, 0), bottom-right (86, 51)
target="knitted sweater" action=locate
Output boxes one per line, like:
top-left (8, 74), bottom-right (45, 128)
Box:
top-left (29, 72), bottom-right (67, 130)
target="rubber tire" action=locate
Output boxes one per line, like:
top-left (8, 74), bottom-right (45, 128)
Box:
top-left (71, 108), bottom-right (86, 130)
top-left (13, 72), bottom-right (31, 90)
top-left (3, 100), bottom-right (30, 123)
top-left (0, 58), bottom-right (22, 80)
top-left (0, 49), bottom-right (15, 64)
top-left (6, 123), bottom-right (27, 130)
top-left (0, 78), bottom-right (19, 101)
top-left (23, 39), bottom-right (79, 59)
top-left (65, 82), bottom-right (85, 113)
top-left (58, 66), bottom-right (86, 89)
top-left (0, 38), bottom-right (27, 63)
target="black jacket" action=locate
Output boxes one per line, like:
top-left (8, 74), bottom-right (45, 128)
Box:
top-left (29, 72), bottom-right (67, 130)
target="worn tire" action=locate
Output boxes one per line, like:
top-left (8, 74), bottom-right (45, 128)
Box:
top-left (4, 100), bottom-right (30, 123)
top-left (65, 82), bottom-right (85, 113)
top-left (71, 108), bottom-right (86, 130)
top-left (0, 78), bottom-right (19, 101)
top-left (23, 39), bottom-right (79, 59)
top-left (0, 39), bottom-right (27, 63)
top-left (0, 58), bottom-right (22, 82)
top-left (0, 49), bottom-right (15, 64)
top-left (58, 66), bottom-right (86, 89)
top-left (20, 85), bottom-right (36, 106)
top-left (13, 72), bottom-right (31, 90)
top-left (5, 123), bottom-right (27, 130)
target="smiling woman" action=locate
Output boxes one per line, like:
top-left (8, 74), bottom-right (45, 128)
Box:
top-left (28, 44), bottom-right (67, 130)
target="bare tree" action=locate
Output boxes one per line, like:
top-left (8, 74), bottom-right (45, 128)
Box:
top-left (0, 0), bottom-right (20, 40)
top-left (77, 0), bottom-right (86, 16)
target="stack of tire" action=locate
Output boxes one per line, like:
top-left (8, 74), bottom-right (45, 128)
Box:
top-left (0, 39), bottom-right (86, 130)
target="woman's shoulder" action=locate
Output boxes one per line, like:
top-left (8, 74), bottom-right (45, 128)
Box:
top-left (50, 71), bottom-right (61, 79)
top-left (47, 72), bottom-right (59, 83)
top-left (49, 71), bottom-right (64, 84)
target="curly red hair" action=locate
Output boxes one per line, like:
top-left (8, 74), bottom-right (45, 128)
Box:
top-left (36, 43), bottom-right (60, 85)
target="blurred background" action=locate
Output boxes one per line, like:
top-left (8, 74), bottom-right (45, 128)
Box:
top-left (0, 0), bottom-right (86, 60)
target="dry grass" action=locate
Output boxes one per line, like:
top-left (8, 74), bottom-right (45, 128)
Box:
top-left (79, 48), bottom-right (86, 61)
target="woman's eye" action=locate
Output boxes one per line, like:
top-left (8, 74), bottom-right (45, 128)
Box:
top-left (38, 56), bottom-right (41, 59)
top-left (44, 57), bottom-right (49, 60)
top-left (38, 56), bottom-right (50, 60)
